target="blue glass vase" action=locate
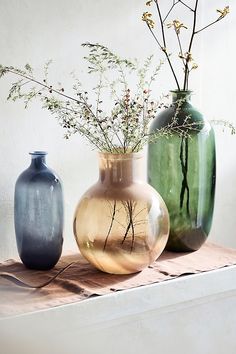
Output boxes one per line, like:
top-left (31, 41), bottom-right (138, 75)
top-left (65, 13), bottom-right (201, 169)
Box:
top-left (14, 151), bottom-right (64, 270)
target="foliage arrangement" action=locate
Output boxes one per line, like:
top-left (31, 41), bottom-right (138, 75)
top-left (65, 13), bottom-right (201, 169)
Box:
top-left (142, 1), bottom-right (234, 223)
top-left (142, 0), bottom-right (230, 90)
top-left (0, 43), bottom-right (200, 153)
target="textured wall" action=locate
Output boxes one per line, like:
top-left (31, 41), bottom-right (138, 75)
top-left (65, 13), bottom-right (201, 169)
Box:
top-left (0, 0), bottom-right (235, 261)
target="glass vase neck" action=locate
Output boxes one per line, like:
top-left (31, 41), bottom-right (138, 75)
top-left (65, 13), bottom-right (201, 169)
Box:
top-left (98, 152), bottom-right (145, 186)
top-left (29, 151), bottom-right (47, 169)
top-left (171, 90), bottom-right (192, 103)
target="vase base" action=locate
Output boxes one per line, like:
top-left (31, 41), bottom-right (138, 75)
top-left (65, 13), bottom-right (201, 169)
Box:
top-left (22, 262), bottom-right (58, 271)
top-left (20, 253), bottom-right (61, 271)
top-left (165, 227), bottom-right (208, 253)
top-left (78, 234), bottom-right (168, 275)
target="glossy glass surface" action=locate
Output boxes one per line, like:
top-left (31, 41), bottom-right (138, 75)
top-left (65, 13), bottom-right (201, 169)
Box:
top-left (74, 152), bottom-right (169, 274)
top-left (14, 152), bottom-right (64, 269)
top-left (148, 91), bottom-right (216, 252)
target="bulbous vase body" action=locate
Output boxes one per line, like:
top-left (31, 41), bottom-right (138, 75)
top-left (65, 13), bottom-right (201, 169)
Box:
top-left (148, 91), bottom-right (216, 252)
top-left (14, 151), bottom-right (64, 269)
top-left (74, 152), bottom-right (169, 274)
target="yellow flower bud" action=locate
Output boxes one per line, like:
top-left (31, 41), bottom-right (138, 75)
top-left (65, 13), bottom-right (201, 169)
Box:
top-left (217, 6), bottom-right (230, 19)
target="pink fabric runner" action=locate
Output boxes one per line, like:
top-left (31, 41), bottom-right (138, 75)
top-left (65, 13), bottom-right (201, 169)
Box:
top-left (1, 242), bottom-right (236, 318)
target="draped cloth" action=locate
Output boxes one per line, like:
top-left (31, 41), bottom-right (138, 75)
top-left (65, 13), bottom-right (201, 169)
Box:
top-left (1, 242), bottom-right (236, 318)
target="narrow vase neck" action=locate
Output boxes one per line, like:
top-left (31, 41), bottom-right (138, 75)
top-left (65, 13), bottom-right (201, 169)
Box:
top-left (98, 152), bottom-right (144, 186)
top-left (29, 151), bottom-right (47, 169)
top-left (171, 90), bottom-right (192, 103)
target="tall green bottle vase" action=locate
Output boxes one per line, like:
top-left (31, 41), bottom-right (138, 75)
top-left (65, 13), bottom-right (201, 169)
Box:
top-left (148, 91), bottom-right (216, 252)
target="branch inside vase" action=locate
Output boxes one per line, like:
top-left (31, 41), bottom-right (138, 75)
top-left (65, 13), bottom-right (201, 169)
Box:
top-left (179, 136), bottom-right (190, 216)
top-left (103, 200), bottom-right (117, 251)
top-left (121, 200), bottom-right (136, 252)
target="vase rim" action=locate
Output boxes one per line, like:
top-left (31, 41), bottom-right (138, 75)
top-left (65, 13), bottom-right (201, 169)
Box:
top-left (29, 151), bottom-right (48, 156)
top-left (98, 151), bottom-right (143, 160)
top-left (170, 89), bottom-right (192, 94)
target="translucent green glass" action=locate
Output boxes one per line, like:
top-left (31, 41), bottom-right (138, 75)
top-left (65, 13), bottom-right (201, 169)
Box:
top-left (148, 91), bottom-right (216, 252)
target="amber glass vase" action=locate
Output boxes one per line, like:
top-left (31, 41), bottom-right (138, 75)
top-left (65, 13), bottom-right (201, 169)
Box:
top-left (74, 152), bottom-right (169, 274)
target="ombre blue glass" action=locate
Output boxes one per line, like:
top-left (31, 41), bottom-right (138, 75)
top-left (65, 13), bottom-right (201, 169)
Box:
top-left (14, 151), bottom-right (64, 270)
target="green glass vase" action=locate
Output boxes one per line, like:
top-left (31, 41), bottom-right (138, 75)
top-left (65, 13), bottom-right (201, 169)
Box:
top-left (148, 91), bottom-right (216, 252)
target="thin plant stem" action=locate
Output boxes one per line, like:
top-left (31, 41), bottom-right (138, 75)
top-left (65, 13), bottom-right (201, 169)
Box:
top-left (179, 1), bottom-right (194, 12)
top-left (185, 137), bottom-right (190, 215)
top-left (121, 200), bottom-right (137, 249)
top-left (154, 0), bottom-right (180, 90)
top-left (183, 0), bottom-right (199, 90)
top-left (103, 200), bottom-right (117, 251)
top-left (195, 17), bottom-right (225, 34)
top-left (6, 68), bottom-right (85, 104)
top-left (179, 137), bottom-right (190, 216)
top-left (146, 25), bottom-right (180, 90)
top-left (38, 94), bottom-right (107, 150)
top-left (95, 71), bottom-right (103, 117)
top-left (163, 0), bottom-right (179, 22)
top-left (176, 32), bottom-right (186, 69)
top-left (5, 68), bottom-right (118, 153)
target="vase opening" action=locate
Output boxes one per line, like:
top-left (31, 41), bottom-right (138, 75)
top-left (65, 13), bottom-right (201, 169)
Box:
top-left (29, 151), bottom-right (48, 156)
top-left (170, 90), bottom-right (192, 103)
top-left (29, 151), bottom-right (48, 167)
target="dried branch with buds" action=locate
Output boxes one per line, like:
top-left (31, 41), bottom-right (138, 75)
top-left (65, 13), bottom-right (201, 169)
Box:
top-left (0, 43), bottom-right (201, 153)
top-left (142, 0), bottom-right (230, 90)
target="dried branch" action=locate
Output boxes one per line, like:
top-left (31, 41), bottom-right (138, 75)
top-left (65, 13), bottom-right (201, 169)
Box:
top-left (143, 1), bottom-right (229, 90)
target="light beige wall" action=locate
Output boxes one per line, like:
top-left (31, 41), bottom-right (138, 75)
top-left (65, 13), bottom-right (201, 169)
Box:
top-left (0, 0), bottom-right (235, 260)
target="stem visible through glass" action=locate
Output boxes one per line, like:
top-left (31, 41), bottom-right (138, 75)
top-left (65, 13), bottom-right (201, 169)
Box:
top-left (103, 199), bottom-right (148, 253)
top-left (179, 136), bottom-right (190, 216)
